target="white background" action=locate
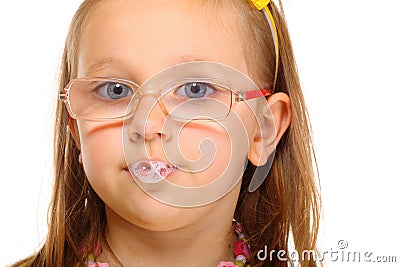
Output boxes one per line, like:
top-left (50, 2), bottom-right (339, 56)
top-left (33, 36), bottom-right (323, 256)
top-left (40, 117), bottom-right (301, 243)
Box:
top-left (0, 1), bottom-right (399, 266)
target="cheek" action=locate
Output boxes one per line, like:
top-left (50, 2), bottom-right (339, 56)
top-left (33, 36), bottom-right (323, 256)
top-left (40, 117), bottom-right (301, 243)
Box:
top-left (177, 124), bottom-right (232, 184)
top-left (78, 123), bottom-right (124, 185)
top-left (169, 113), bottom-right (253, 187)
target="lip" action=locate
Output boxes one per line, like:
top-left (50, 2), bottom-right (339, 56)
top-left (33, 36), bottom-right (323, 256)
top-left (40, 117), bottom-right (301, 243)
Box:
top-left (126, 159), bottom-right (176, 184)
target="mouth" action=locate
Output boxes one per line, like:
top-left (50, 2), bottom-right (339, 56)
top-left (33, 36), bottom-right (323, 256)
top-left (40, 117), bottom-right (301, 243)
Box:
top-left (127, 160), bottom-right (176, 184)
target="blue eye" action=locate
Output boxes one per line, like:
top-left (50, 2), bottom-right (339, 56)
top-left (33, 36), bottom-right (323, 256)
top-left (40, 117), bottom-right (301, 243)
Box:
top-left (175, 82), bottom-right (216, 98)
top-left (97, 82), bottom-right (133, 100)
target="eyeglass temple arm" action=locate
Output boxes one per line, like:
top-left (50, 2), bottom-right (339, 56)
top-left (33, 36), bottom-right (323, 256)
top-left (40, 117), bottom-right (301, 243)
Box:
top-left (236, 89), bottom-right (272, 102)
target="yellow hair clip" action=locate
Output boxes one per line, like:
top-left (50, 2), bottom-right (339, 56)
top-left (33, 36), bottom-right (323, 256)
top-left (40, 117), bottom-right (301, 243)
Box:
top-left (252, 0), bottom-right (270, 10)
top-left (251, 0), bottom-right (279, 91)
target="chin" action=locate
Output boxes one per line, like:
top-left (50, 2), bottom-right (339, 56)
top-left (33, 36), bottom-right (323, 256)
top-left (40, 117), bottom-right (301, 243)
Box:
top-left (122, 191), bottom-right (191, 231)
top-left (105, 169), bottom-right (214, 231)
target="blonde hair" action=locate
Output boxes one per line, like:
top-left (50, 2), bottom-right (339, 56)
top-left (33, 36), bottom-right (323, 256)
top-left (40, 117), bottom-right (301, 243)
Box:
top-left (12, 0), bottom-right (320, 266)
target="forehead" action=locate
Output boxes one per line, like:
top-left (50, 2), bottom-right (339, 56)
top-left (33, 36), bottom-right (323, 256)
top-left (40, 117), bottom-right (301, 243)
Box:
top-left (77, 0), bottom-right (248, 80)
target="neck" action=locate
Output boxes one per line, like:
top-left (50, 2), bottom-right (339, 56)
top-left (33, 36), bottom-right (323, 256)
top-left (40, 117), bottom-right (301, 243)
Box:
top-left (100, 205), bottom-right (237, 267)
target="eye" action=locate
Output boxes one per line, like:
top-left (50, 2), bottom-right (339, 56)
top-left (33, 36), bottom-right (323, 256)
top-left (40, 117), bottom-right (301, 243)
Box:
top-left (175, 82), bottom-right (216, 99)
top-left (96, 82), bottom-right (133, 100)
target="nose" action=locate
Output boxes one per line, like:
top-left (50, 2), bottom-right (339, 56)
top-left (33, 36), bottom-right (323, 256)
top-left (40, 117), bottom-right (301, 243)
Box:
top-left (126, 94), bottom-right (171, 142)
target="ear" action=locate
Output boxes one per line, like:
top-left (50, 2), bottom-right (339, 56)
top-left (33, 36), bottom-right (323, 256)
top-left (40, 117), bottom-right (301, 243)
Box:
top-left (248, 92), bottom-right (292, 166)
top-left (68, 117), bottom-right (81, 150)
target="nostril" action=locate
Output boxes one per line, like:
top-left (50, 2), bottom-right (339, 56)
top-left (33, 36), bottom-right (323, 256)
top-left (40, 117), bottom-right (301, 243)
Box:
top-left (125, 114), bottom-right (171, 142)
top-left (128, 132), bottom-right (142, 142)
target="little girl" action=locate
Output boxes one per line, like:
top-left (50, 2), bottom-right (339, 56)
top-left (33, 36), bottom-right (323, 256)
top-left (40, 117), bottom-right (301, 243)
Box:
top-left (12, 0), bottom-right (320, 266)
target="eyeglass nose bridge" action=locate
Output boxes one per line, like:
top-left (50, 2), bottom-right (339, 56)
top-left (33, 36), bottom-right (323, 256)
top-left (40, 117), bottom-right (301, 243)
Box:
top-left (127, 86), bottom-right (170, 119)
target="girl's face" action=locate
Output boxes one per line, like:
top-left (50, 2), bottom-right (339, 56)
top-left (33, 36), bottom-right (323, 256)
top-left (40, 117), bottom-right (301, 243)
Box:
top-left (72, 0), bottom-right (270, 230)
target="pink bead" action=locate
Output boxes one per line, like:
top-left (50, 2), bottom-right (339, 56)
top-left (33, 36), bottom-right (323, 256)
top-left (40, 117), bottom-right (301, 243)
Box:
top-left (87, 262), bottom-right (109, 267)
top-left (217, 261), bottom-right (237, 267)
top-left (233, 239), bottom-right (250, 258)
top-left (234, 222), bottom-right (243, 235)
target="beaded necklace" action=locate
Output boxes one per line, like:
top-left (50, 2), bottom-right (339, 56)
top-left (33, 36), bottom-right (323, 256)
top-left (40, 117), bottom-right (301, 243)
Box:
top-left (86, 220), bottom-right (250, 267)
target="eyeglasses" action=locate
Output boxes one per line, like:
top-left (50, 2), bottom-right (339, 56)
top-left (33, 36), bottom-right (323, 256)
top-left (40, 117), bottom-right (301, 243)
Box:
top-left (59, 62), bottom-right (272, 122)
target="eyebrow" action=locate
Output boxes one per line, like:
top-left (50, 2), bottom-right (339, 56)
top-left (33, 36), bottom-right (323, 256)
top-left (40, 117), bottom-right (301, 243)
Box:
top-left (85, 58), bottom-right (121, 77)
top-left (85, 55), bottom-right (211, 78)
top-left (170, 55), bottom-right (211, 66)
